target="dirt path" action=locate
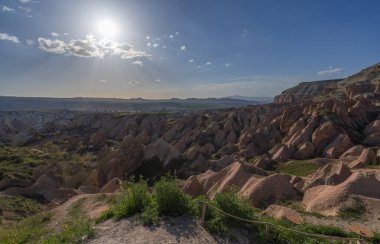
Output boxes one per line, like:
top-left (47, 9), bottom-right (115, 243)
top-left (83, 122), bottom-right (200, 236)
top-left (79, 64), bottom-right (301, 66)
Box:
top-left (87, 216), bottom-right (252, 244)
top-left (48, 193), bottom-right (111, 231)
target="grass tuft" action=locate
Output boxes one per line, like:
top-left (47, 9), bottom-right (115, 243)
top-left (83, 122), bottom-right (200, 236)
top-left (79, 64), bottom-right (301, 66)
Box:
top-left (273, 160), bottom-right (319, 177)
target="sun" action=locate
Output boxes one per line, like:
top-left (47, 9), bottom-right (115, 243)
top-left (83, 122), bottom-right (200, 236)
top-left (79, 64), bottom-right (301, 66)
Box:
top-left (97, 19), bottom-right (118, 38)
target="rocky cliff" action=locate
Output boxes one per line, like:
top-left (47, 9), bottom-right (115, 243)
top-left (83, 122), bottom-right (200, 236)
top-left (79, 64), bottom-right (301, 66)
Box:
top-left (274, 62), bottom-right (380, 104)
top-left (273, 79), bottom-right (343, 104)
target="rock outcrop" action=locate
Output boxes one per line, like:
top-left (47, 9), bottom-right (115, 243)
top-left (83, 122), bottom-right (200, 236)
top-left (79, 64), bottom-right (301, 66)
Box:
top-left (303, 170), bottom-right (380, 216)
top-left (273, 79), bottom-right (343, 104)
top-left (183, 162), bottom-right (299, 207)
top-left (303, 163), bottom-right (352, 190)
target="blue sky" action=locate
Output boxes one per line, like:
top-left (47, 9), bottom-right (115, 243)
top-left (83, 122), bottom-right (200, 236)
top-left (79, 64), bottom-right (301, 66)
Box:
top-left (1, 0), bottom-right (379, 99)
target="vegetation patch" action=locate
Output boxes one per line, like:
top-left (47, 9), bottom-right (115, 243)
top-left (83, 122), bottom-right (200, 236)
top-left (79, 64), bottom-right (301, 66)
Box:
top-left (0, 147), bottom-right (46, 181)
top-left (97, 174), bottom-right (197, 225)
top-left (0, 195), bottom-right (44, 225)
top-left (41, 197), bottom-right (94, 243)
top-left (337, 197), bottom-right (366, 220)
top-left (96, 178), bottom-right (380, 243)
top-left (273, 160), bottom-right (319, 177)
top-left (203, 189), bottom-right (368, 243)
top-left (0, 197), bottom-right (95, 243)
top-left (0, 212), bottom-right (50, 243)
top-left (248, 156), bottom-right (259, 164)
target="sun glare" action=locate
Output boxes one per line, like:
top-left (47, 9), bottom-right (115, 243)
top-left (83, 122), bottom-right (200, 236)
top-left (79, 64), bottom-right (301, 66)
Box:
top-left (97, 19), bottom-right (118, 38)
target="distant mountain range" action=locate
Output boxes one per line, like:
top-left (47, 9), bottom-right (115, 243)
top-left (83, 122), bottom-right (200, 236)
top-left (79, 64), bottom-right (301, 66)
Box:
top-left (225, 95), bottom-right (273, 103)
top-left (0, 96), bottom-right (266, 112)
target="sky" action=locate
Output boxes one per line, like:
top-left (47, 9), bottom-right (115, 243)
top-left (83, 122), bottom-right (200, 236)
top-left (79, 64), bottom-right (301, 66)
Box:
top-left (1, 0), bottom-right (380, 99)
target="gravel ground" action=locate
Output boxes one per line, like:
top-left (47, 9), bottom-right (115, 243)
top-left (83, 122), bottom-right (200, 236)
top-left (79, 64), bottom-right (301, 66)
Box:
top-left (87, 216), bottom-right (253, 244)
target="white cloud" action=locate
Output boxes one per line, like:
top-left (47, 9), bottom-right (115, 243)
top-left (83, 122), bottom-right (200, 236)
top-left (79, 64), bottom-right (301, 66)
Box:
top-left (225, 63), bottom-right (231, 67)
top-left (197, 65), bottom-right (202, 68)
top-left (169, 34), bottom-right (174, 38)
top-left (147, 42), bottom-right (151, 47)
top-left (162, 45), bottom-right (166, 49)
top-left (180, 45), bottom-right (186, 51)
top-left (38, 38), bottom-right (66, 54)
top-left (67, 35), bottom-right (103, 58)
top-left (128, 80), bottom-right (139, 85)
top-left (63, 32), bottom-right (69, 35)
top-left (26, 39), bottom-right (34, 45)
top-left (0, 33), bottom-right (20, 43)
top-left (19, 0), bottom-right (31, 3)
top-left (99, 79), bottom-right (108, 83)
top-left (318, 66), bottom-right (344, 76)
top-left (175, 32), bottom-right (179, 36)
top-left (206, 61), bottom-right (212, 66)
top-left (188, 59), bottom-right (194, 63)
top-left (132, 60), bottom-right (143, 66)
top-left (146, 35), bottom-right (150, 40)
top-left (51, 32), bottom-right (59, 37)
top-left (155, 78), bottom-right (160, 82)
top-left (37, 35), bottom-right (151, 59)
top-left (153, 43), bottom-right (159, 48)
top-left (2, 6), bottom-right (14, 12)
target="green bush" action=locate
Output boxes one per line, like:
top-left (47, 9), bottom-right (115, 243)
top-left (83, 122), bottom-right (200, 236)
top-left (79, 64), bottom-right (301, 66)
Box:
top-left (153, 174), bottom-right (196, 217)
top-left (108, 179), bottom-right (152, 220)
top-left (141, 200), bottom-right (160, 225)
top-left (97, 174), bottom-right (196, 225)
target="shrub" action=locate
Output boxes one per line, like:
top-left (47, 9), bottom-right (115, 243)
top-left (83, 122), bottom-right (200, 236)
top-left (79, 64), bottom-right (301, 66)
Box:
top-left (141, 200), bottom-right (160, 225)
top-left (206, 187), bottom-right (257, 235)
top-left (109, 179), bottom-right (152, 220)
top-left (97, 174), bottom-right (196, 225)
top-left (152, 174), bottom-right (196, 217)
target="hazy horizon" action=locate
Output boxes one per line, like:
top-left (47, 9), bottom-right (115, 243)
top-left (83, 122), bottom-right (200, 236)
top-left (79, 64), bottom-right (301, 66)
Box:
top-left (1, 0), bottom-right (380, 99)
top-left (0, 93), bottom-right (273, 100)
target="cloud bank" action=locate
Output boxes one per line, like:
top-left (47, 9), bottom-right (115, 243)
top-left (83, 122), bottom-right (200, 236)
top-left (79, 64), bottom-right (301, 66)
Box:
top-left (2, 6), bottom-right (14, 12)
top-left (37, 34), bottom-right (151, 59)
top-left (0, 33), bottom-right (20, 43)
top-left (318, 66), bottom-right (344, 76)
